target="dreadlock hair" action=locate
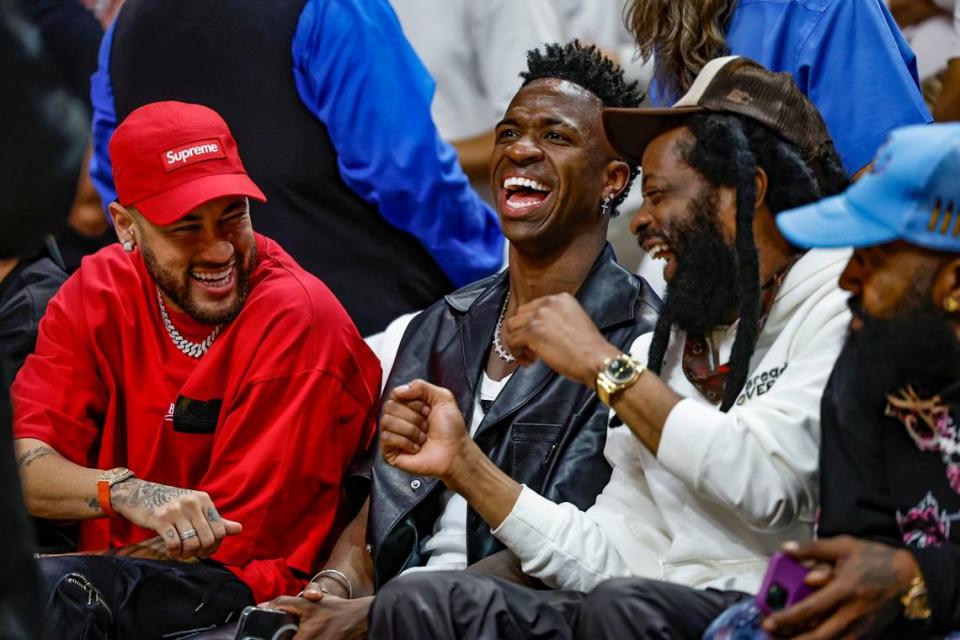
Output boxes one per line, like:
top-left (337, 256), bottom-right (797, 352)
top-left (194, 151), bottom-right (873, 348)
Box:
top-left (521, 40), bottom-right (645, 215)
top-left (646, 114), bottom-right (847, 410)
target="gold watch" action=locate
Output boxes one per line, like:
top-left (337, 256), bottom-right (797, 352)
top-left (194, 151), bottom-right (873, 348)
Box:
top-left (595, 354), bottom-right (644, 407)
top-left (901, 573), bottom-right (932, 621)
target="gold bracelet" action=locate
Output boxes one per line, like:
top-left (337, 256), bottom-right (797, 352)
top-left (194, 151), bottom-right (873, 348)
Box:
top-left (901, 573), bottom-right (932, 621)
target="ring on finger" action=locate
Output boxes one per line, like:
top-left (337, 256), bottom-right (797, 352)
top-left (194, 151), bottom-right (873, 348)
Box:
top-left (179, 529), bottom-right (199, 541)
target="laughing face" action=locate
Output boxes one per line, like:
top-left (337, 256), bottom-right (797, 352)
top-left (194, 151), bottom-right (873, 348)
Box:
top-left (491, 77), bottom-right (628, 258)
top-left (133, 196), bottom-right (257, 325)
top-left (631, 126), bottom-right (742, 332)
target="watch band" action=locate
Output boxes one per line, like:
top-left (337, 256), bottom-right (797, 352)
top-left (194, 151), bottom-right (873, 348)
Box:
top-left (97, 467), bottom-right (135, 518)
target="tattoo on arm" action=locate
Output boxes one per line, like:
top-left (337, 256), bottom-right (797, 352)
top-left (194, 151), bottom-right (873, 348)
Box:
top-left (88, 498), bottom-right (100, 512)
top-left (16, 445), bottom-right (55, 470)
top-left (111, 479), bottom-right (191, 514)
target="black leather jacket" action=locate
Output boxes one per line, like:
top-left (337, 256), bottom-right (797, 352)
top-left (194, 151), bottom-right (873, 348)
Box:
top-left (368, 245), bottom-right (660, 586)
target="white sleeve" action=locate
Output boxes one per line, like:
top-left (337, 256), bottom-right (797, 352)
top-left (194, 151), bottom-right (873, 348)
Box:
top-left (474, 0), bottom-right (564, 123)
top-left (492, 414), bottom-right (670, 592)
top-left (656, 291), bottom-right (850, 531)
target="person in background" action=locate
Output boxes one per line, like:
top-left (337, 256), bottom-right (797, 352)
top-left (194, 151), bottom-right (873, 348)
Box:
top-left (0, 0), bottom-right (89, 635)
top-left (91, 0), bottom-right (504, 336)
top-left (625, 0), bottom-right (931, 176)
top-left (13, 101), bottom-right (381, 638)
top-left (706, 124), bottom-right (960, 640)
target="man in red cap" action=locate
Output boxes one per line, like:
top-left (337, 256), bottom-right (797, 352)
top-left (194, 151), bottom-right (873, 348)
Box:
top-left (11, 101), bottom-right (381, 637)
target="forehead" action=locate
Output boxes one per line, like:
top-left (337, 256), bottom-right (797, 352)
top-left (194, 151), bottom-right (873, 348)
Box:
top-left (505, 77), bottom-right (602, 124)
top-left (641, 126), bottom-right (702, 185)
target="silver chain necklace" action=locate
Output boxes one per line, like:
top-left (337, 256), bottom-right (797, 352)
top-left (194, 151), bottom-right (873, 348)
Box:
top-left (156, 287), bottom-right (222, 358)
top-left (492, 290), bottom-right (516, 364)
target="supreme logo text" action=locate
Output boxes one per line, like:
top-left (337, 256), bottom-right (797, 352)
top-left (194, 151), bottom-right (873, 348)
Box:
top-left (162, 138), bottom-right (225, 172)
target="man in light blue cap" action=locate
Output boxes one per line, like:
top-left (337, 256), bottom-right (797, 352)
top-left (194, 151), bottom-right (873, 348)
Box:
top-left (705, 123), bottom-right (960, 639)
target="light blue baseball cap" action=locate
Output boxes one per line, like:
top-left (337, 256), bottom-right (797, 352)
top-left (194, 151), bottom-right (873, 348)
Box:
top-left (777, 124), bottom-right (960, 252)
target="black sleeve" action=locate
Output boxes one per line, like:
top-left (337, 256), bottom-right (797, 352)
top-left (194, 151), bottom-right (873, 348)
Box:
top-left (911, 544), bottom-right (960, 633)
top-left (817, 355), bottom-right (902, 547)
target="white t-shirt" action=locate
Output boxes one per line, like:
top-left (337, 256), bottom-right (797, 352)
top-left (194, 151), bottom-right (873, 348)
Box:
top-left (403, 371), bottom-right (512, 573)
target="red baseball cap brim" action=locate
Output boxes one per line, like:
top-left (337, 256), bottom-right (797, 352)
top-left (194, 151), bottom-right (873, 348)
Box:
top-left (130, 172), bottom-right (267, 226)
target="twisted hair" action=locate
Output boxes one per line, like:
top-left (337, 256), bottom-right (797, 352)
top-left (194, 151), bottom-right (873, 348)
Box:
top-left (646, 114), bottom-right (843, 410)
top-left (625, 0), bottom-right (737, 103)
top-left (522, 40), bottom-right (644, 214)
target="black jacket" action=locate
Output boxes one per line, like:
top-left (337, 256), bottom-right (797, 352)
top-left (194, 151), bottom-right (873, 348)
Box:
top-left (0, 255), bottom-right (67, 387)
top-left (368, 245), bottom-right (660, 586)
top-left (820, 345), bottom-right (960, 636)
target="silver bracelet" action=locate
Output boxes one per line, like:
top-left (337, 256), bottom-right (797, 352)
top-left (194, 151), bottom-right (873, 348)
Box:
top-left (308, 569), bottom-right (353, 599)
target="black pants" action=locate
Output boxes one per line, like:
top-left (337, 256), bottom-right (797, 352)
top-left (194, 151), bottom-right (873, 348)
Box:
top-left (369, 571), bottom-right (751, 640)
top-left (39, 555), bottom-right (253, 640)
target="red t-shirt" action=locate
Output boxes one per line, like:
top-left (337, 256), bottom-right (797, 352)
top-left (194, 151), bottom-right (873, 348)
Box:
top-left (12, 234), bottom-right (380, 601)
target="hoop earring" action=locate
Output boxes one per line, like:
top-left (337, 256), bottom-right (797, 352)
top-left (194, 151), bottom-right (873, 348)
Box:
top-left (599, 194), bottom-right (612, 218)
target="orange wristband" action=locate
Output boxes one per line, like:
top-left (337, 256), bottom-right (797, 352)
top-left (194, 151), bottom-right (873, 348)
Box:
top-left (98, 478), bottom-right (117, 517)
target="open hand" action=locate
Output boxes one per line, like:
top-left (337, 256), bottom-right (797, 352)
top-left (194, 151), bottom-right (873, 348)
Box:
top-left (763, 536), bottom-right (920, 639)
top-left (502, 293), bottom-right (619, 386)
top-left (381, 380), bottom-right (470, 479)
top-left (111, 478), bottom-right (241, 559)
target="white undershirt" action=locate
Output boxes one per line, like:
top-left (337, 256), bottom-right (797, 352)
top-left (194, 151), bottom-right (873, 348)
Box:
top-left (402, 371), bottom-right (511, 574)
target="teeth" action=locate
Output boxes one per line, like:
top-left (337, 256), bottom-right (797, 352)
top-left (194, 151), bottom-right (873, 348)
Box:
top-left (503, 176), bottom-right (550, 192)
top-left (645, 243), bottom-right (671, 258)
top-left (191, 267), bottom-right (231, 281)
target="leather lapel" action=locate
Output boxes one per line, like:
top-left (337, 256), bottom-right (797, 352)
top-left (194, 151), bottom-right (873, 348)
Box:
top-left (446, 273), bottom-right (509, 426)
top-left (475, 244), bottom-right (641, 438)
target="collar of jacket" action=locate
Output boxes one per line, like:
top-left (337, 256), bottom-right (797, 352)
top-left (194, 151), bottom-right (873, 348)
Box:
top-left (441, 243), bottom-right (645, 434)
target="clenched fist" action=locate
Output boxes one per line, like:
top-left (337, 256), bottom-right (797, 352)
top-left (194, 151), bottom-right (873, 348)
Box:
top-left (380, 380), bottom-right (470, 481)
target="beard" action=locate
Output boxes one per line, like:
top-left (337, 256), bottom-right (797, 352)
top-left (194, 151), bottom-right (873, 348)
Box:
top-left (141, 241), bottom-right (255, 325)
top-left (656, 187), bottom-right (741, 335)
top-left (845, 295), bottom-right (960, 402)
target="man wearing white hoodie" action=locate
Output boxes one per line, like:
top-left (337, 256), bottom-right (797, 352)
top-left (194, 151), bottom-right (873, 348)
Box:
top-left (371, 57), bottom-right (853, 639)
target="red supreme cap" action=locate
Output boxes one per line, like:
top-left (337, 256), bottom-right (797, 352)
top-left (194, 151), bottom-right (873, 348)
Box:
top-left (109, 101), bottom-right (266, 225)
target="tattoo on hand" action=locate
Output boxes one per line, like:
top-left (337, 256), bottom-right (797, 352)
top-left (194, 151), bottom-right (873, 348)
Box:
top-left (165, 529), bottom-right (177, 540)
top-left (112, 479), bottom-right (191, 514)
top-left (88, 498), bottom-right (100, 512)
top-left (207, 507), bottom-right (220, 522)
top-left (16, 446), bottom-right (55, 470)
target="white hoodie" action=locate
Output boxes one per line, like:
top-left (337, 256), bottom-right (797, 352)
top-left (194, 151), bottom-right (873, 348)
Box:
top-left (493, 248), bottom-right (851, 594)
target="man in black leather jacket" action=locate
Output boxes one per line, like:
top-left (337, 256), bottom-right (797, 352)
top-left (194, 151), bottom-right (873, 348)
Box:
top-left (265, 41), bottom-right (659, 638)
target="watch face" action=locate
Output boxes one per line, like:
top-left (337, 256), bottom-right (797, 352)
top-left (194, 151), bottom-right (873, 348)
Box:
top-left (606, 357), bottom-right (637, 383)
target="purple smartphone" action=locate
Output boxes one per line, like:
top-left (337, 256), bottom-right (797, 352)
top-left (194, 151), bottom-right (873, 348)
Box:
top-left (756, 551), bottom-right (813, 614)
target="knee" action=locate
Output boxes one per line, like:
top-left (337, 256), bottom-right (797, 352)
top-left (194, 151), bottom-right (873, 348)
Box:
top-left (577, 578), bottom-right (661, 636)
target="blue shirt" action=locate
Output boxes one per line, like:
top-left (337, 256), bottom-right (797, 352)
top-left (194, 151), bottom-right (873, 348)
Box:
top-left (650, 0), bottom-right (933, 175)
top-left (89, 0), bottom-right (504, 289)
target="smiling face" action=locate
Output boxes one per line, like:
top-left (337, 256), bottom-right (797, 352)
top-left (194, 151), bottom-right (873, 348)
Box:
top-left (491, 78), bottom-right (628, 258)
top-left (629, 126), bottom-right (744, 332)
top-left (630, 126), bottom-right (739, 282)
top-left (112, 195), bottom-right (257, 325)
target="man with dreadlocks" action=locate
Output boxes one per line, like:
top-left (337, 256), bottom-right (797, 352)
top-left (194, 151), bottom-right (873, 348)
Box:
top-left (373, 57), bottom-right (851, 639)
top-left (257, 41), bottom-right (658, 639)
